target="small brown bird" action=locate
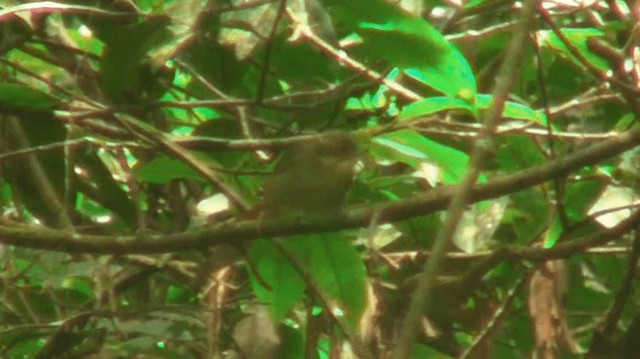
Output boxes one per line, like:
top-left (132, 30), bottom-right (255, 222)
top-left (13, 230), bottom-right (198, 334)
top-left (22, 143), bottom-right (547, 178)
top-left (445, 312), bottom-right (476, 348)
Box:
top-left (262, 132), bottom-right (360, 217)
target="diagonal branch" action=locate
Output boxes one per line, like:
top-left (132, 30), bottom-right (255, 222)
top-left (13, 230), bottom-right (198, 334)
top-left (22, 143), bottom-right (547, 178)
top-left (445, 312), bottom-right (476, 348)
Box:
top-left (0, 122), bottom-right (639, 254)
top-left (392, 2), bottom-right (538, 357)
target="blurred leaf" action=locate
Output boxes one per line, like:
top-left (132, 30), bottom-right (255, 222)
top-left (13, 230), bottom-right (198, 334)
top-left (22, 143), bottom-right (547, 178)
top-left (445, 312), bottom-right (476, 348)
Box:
top-left (504, 188), bottom-right (551, 244)
top-left (3, 336), bottom-right (45, 358)
top-left (565, 178), bottom-right (605, 222)
top-left (183, 39), bottom-right (249, 95)
top-left (374, 129), bottom-right (473, 184)
top-left (218, 0), bottom-right (275, 60)
top-left (118, 319), bottom-right (173, 337)
top-left (330, 0), bottom-right (475, 99)
top-left (279, 325), bottom-right (305, 359)
top-left (1, 113), bottom-right (67, 226)
top-left (538, 28), bottom-right (609, 72)
top-left (476, 94), bottom-right (548, 126)
top-left (412, 343), bottom-right (452, 358)
top-left (566, 257), bottom-right (618, 312)
top-left (399, 96), bottom-right (477, 120)
top-left (282, 233), bottom-right (367, 329)
top-left (0, 83), bottom-right (57, 113)
top-left (397, 214), bottom-right (441, 246)
top-left (494, 135), bottom-right (546, 173)
top-left (270, 38), bottom-right (340, 83)
top-left (250, 234), bottom-right (367, 329)
top-left (100, 17), bottom-right (171, 104)
top-left (248, 239), bottom-right (306, 321)
top-left (78, 150), bottom-right (137, 227)
top-left (232, 304), bottom-right (281, 359)
top-left (118, 335), bottom-right (156, 352)
top-left (0, 0), bottom-right (637, 355)
top-left (133, 156), bottom-right (205, 184)
top-left (543, 216), bottom-right (563, 248)
top-left (465, 0), bottom-right (491, 8)
top-left (401, 95), bottom-right (546, 125)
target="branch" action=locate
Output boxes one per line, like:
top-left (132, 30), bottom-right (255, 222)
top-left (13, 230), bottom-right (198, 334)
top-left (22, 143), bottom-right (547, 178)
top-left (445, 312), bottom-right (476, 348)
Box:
top-left (597, 223), bottom-right (640, 338)
top-left (2, 118), bottom-right (74, 229)
top-left (459, 270), bottom-right (530, 359)
top-left (117, 115), bottom-right (251, 211)
top-left (0, 124), bottom-right (639, 254)
top-left (393, 1), bottom-right (538, 357)
top-left (287, 8), bottom-right (422, 101)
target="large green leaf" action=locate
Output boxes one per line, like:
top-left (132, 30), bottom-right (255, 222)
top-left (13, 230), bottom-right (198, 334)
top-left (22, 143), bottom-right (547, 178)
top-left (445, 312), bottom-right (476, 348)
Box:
top-left (248, 239), bottom-right (306, 321)
top-left (330, 0), bottom-right (476, 99)
top-left (77, 150), bottom-right (137, 227)
top-left (279, 325), bottom-right (305, 359)
top-left (476, 94), bottom-right (548, 126)
top-left (248, 234), bottom-right (367, 329)
top-left (0, 113), bottom-right (67, 226)
top-left (100, 17), bottom-right (171, 104)
top-left (270, 37), bottom-right (341, 83)
top-left (400, 95), bottom-right (547, 126)
top-left (494, 135), bottom-right (546, 173)
top-left (286, 233), bottom-right (367, 329)
top-left (564, 177), bottom-right (606, 222)
top-left (539, 28), bottom-right (609, 72)
top-left (133, 156), bottom-right (205, 184)
top-left (504, 188), bottom-right (551, 244)
top-left (412, 343), bottom-right (452, 358)
top-left (399, 96), bottom-right (477, 121)
top-left (0, 83), bottom-right (58, 113)
top-left (374, 129), bottom-right (473, 184)
top-left (184, 39), bottom-right (250, 96)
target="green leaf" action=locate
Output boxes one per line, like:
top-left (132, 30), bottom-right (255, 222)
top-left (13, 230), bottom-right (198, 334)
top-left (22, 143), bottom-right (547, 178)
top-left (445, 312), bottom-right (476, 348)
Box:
top-left (133, 156), bottom-right (205, 184)
top-left (78, 151), bottom-right (137, 227)
top-left (185, 39), bottom-right (250, 96)
top-left (331, 0), bottom-right (476, 99)
top-left (494, 135), bottom-right (546, 173)
top-left (399, 96), bottom-right (477, 121)
top-left (279, 325), bottom-right (305, 359)
top-left (465, 0), bottom-right (491, 8)
top-left (374, 129), bottom-right (473, 184)
top-left (412, 343), bottom-right (452, 358)
top-left (505, 188), bottom-right (551, 244)
top-left (286, 233), bottom-right (367, 329)
top-left (249, 234), bottom-right (367, 329)
top-left (543, 216), bottom-right (563, 248)
top-left (0, 2), bottom-right (127, 19)
top-left (0, 83), bottom-right (57, 113)
top-left (100, 17), bottom-right (171, 104)
top-left (539, 28), bottom-right (609, 72)
top-left (373, 137), bottom-right (429, 162)
top-left (564, 177), bottom-right (605, 222)
top-left (5, 338), bottom-right (45, 359)
top-left (248, 239), bottom-right (306, 321)
top-left (270, 38), bottom-right (340, 83)
top-left (476, 94), bottom-right (547, 126)
top-left (1, 113), bottom-right (67, 226)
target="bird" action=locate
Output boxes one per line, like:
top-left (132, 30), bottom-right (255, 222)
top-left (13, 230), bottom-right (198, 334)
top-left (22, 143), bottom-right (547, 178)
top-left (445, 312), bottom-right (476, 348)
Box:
top-left (262, 132), bottom-right (360, 217)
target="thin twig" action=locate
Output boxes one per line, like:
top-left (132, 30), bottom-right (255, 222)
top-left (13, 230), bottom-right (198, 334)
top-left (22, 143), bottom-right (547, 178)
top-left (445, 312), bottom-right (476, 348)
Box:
top-left (117, 115), bottom-right (250, 211)
top-left (269, 238), bottom-right (373, 359)
top-left (1, 125), bottom-right (640, 253)
top-left (392, 2), bottom-right (538, 357)
top-left (255, 0), bottom-right (287, 104)
top-left (600, 224), bottom-right (640, 334)
top-left (287, 9), bottom-right (421, 101)
top-left (458, 269), bottom-right (530, 359)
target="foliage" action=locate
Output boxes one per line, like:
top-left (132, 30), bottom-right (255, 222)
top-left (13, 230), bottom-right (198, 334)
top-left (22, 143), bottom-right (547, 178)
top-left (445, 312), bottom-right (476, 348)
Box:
top-left (0, 0), bottom-right (638, 358)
